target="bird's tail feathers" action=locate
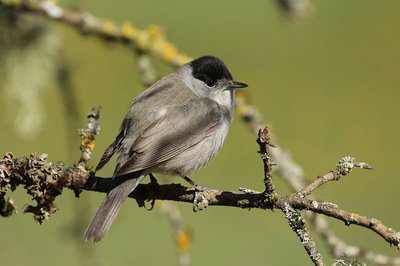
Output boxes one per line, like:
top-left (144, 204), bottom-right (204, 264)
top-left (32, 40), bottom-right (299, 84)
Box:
top-left (84, 175), bottom-right (145, 242)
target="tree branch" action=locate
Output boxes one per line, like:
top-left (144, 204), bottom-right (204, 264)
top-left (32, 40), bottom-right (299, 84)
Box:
top-left (289, 197), bottom-right (400, 249)
top-left (2, 150), bottom-right (399, 253)
top-left (235, 91), bottom-right (400, 265)
top-left (298, 156), bottom-right (372, 197)
top-left (256, 126), bottom-right (277, 196)
top-left (0, 1), bottom-right (398, 264)
top-left (0, 0), bottom-right (191, 66)
top-left (280, 202), bottom-right (323, 266)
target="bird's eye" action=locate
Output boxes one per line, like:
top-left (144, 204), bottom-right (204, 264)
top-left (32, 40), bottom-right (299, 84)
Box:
top-left (205, 79), bottom-right (216, 87)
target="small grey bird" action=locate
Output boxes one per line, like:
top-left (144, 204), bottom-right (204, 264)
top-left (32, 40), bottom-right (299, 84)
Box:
top-left (84, 56), bottom-right (248, 242)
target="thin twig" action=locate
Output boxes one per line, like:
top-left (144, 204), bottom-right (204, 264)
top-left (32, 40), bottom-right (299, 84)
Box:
top-left (77, 107), bottom-right (100, 167)
top-left (256, 127), bottom-right (276, 196)
top-left (289, 197), bottom-right (400, 249)
top-left (280, 202), bottom-right (324, 266)
top-left (69, 107), bottom-right (101, 196)
top-left (299, 156), bottom-right (372, 197)
top-left (255, 124), bottom-right (323, 265)
top-left (235, 90), bottom-right (400, 264)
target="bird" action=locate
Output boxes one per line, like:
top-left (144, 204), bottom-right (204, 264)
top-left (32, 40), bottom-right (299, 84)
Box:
top-left (84, 55), bottom-right (248, 242)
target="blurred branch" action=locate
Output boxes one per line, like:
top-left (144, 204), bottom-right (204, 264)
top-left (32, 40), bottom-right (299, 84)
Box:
top-left (0, 0), bottom-right (191, 66)
top-left (276, 0), bottom-right (313, 21)
top-left (0, 6), bottom-right (62, 138)
top-left (57, 58), bottom-right (81, 157)
top-left (159, 201), bottom-right (192, 266)
top-left (135, 52), bottom-right (158, 87)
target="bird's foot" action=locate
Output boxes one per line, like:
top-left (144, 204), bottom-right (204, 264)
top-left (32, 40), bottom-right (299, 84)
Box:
top-left (180, 175), bottom-right (211, 212)
top-left (193, 184), bottom-right (210, 212)
top-left (143, 173), bottom-right (159, 211)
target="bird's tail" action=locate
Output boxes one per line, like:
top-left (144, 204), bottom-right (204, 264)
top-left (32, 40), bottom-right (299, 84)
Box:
top-left (84, 176), bottom-right (145, 242)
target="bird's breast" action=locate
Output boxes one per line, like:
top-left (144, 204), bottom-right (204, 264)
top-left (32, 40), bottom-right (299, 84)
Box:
top-left (154, 113), bottom-right (232, 177)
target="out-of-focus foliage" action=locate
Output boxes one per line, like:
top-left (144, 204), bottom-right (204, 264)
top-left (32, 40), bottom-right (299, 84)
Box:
top-left (0, 8), bottom-right (61, 138)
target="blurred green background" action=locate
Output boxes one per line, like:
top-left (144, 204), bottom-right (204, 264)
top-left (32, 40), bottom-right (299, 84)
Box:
top-left (1, 0), bottom-right (400, 265)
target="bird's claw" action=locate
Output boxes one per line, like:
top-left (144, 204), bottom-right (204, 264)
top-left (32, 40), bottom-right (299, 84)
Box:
top-left (143, 173), bottom-right (158, 211)
top-left (193, 185), bottom-right (210, 212)
top-left (143, 199), bottom-right (156, 211)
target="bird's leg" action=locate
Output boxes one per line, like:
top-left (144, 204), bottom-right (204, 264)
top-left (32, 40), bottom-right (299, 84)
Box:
top-left (181, 175), bottom-right (209, 191)
top-left (149, 173), bottom-right (159, 185)
top-left (143, 173), bottom-right (158, 211)
top-left (181, 175), bottom-right (209, 212)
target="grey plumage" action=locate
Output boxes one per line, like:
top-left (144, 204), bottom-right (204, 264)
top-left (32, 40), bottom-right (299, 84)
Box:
top-left (84, 56), bottom-right (248, 242)
top-left (84, 176), bottom-right (144, 242)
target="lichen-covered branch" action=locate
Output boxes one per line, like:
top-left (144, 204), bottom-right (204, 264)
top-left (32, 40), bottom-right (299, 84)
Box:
top-left (298, 156), bottom-right (372, 197)
top-left (289, 197), bottom-right (400, 250)
top-left (0, 0), bottom-right (191, 66)
top-left (280, 202), bottom-right (323, 266)
top-left (235, 91), bottom-right (400, 265)
top-left (67, 107), bottom-right (101, 196)
top-left (0, 152), bottom-right (65, 222)
top-left (77, 107), bottom-right (100, 167)
top-left (0, 1), bottom-right (397, 265)
top-left (0, 107), bottom-right (100, 222)
top-left (1, 151), bottom-right (399, 253)
top-left (253, 125), bottom-right (322, 266)
top-left (256, 126), bottom-right (277, 196)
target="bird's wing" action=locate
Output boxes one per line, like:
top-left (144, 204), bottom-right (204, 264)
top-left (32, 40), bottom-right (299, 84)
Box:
top-left (95, 118), bottom-right (132, 172)
top-left (114, 98), bottom-right (224, 177)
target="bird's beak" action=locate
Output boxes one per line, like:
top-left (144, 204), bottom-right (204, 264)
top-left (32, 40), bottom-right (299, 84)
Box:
top-left (228, 80), bottom-right (248, 90)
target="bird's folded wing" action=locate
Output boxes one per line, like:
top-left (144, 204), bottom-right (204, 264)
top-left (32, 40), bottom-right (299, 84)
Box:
top-left (95, 118), bottom-right (132, 172)
top-left (114, 98), bottom-right (223, 177)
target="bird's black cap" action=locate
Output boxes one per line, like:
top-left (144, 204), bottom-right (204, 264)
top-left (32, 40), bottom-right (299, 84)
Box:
top-left (190, 56), bottom-right (233, 84)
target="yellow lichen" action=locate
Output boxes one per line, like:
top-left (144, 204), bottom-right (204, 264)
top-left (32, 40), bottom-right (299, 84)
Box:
top-left (80, 133), bottom-right (96, 151)
top-left (121, 21), bottom-right (139, 40)
top-left (101, 20), bottom-right (116, 35)
top-left (350, 212), bottom-right (359, 218)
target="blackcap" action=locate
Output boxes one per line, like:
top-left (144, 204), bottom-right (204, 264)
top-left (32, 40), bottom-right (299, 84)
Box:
top-left (84, 56), bottom-right (248, 242)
